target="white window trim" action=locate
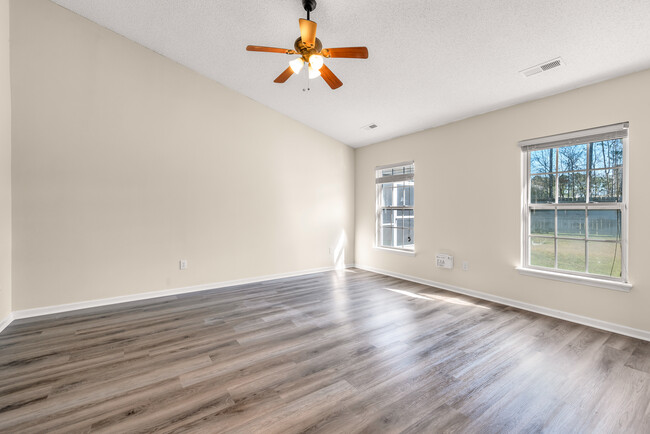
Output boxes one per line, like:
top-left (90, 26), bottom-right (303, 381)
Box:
top-left (519, 123), bottom-right (630, 290)
top-left (375, 161), bottom-right (415, 253)
top-left (515, 266), bottom-right (631, 292)
top-left (374, 246), bottom-right (416, 256)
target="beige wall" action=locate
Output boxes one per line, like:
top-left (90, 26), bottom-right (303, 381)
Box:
top-left (356, 68), bottom-right (650, 332)
top-left (10, 0), bottom-right (354, 310)
top-left (7, 0), bottom-right (649, 335)
top-left (0, 0), bottom-right (10, 319)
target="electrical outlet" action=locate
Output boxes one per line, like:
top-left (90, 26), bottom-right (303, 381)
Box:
top-left (462, 261), bottom-right (469, 271)
top-left (179, 259), bottom-right (188, 270)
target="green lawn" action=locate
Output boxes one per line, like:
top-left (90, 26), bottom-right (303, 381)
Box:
top-left (530, 237), bottom-right (621, 277)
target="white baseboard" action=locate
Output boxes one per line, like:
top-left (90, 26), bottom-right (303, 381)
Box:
top-left (9, 264), bottom-right (355, 322)
top-left (355, 264), bottom-right (650, 342)
top-left (7, 263), bottom-right (648, 343)
top-left (0, 312), bottom-right (13, 334)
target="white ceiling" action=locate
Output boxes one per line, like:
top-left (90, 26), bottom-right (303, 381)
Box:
top-left (50, 0), bottom-right (650, 148)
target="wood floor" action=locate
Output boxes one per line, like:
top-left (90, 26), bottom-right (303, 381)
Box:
top-left (1, 269), bottom-right (649, 433)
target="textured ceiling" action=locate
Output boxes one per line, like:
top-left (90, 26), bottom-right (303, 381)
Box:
top-left (50, 0), bottom-right (650, 147)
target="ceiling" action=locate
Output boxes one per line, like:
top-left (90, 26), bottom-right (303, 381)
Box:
top-left (50, 0), bottom-right (650, 148)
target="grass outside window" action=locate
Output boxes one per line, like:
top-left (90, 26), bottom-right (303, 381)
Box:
top-left (524, 132), bottom-right (626, 282)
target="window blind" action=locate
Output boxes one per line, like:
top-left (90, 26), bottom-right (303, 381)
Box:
top-left (519, 122), bottom-right (628, 151)
top-left (375, 161), bottom-right (414, 184)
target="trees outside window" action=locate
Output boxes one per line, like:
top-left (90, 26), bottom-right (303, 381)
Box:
top-left (522, 123), bottom-right (628, 283)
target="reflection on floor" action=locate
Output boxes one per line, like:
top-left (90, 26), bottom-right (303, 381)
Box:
top-left (1, 268), bottom-right (649, 432)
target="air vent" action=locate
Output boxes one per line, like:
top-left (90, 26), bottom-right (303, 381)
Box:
top-left (540, 59), bottom-right (562, 71)
top-left (362, 123), bottom-right (378, 131)
top-left (520, 57), bottom-right (565, 77)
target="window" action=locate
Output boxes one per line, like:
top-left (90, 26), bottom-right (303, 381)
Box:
top-left (520, 123), bottom-right (628, 286)
top-left (376, 162), bottom-right (414, 252)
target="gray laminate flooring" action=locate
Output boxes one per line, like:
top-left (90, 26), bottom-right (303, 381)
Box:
top-left (1, 269), bottom-right (649, 433)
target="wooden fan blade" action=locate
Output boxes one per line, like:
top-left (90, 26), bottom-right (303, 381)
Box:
top-left (320, 64), bottom-right (343, 90)
top-left (246, 45), bottom-right (296, 54)
top-left (274, 66), bottom-right (294, 83)
top-left (322, 47), bottom-right (369, 59)
top-left (299, 19), bottom-right (317, 47)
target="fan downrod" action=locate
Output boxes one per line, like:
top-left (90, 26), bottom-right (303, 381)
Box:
top-left (302, 0), bottom-right (316, 19)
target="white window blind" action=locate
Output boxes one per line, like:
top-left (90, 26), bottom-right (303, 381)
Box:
top-left (519, 122), bottom-right (628, 151)
top-left (375, 162), bottom-right (415, 184)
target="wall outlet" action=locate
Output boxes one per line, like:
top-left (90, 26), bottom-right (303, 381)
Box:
top-left (436, 254), bottom-right (454, 269)
top-left (179, 259), bottom-right (188, 270)
top-left (462, 261), bottom-right (469, 271)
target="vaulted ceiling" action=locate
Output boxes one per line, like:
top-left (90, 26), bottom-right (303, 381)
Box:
top-left (50, 0), bottom-right (650, 147)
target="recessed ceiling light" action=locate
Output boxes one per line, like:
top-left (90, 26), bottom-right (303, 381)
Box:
top-left (362, 123), bottom-right (378, 131)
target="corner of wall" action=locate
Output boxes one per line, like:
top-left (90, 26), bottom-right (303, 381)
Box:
top-left (0, 0), bottom-right (12, 324)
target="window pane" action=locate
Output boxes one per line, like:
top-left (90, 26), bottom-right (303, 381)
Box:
top-left (531, 174), bottom-right (555, 203)
top-left (382, 209), bottom-right (394, 225)
top-left (590, 168), bottom-right (622, 202)
top-left (530, 237), bottom-right (554, 268)
top-left (381, 227), bottom-right (394, 247)
top-left (588, 209), bottom-right (621, 241)
top-left (588, 241), bottom-right (622, 278)
top-left (530, 209), bottom-right (554, 236)
top-left (403, 210), bottom-right (414, 246)
top-left (377, 163), bottom-right (415, 251)
top-left (401, 209), bottom-right (413, 227)
top-left (557, 210), bottom-right (585, 238)
top-left (381, 184), bottom-right (394, 207)
top-left (590, 140), bottom-right (623, 170)
top-left (396, 182), bottom-right (406, 206)
top-left (558, 172), bottom-right (586, 203)
top-left (395, 209), bottom-right (404, 227)
top-left (405, 228), bottom-right (414, 246)
top-left (394, 228), bottom-right (404, 248)
top-left (404, 182), bottom-right (414, 207)
top-left (530, 149), bottom-right (554, 174)
top-left (557, 239), bottom-right (586, 272)
top-left (559, 144), bottom-right (587, 172)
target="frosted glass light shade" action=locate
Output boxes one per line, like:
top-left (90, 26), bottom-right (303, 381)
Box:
top-left (308, 65), bottom-right (321, 79)
top-left (289, 58), bottom-right (304, 74)
top-left (309, 54), bottom-right (324, 70)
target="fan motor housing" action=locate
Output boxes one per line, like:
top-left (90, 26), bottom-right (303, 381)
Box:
top-left (294, 37), bottom-right (322, 59)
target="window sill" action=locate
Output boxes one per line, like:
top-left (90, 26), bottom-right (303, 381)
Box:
top-left (516, 267), bottom-right (632, 292)
top-left (374, 246), bottom-right (416, 257)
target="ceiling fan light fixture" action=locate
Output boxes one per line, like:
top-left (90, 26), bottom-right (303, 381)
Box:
top-left (308, 65), bottom-right (321, 79)
top-left (309, 54), bottom-right (324, 70)
top-left (246, 0), bottom-right (368, 90)
top-left (289, 57), bottom-right (304, 74)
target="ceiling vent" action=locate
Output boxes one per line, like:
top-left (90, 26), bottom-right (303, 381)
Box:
top-left (362, 123), bottom-right (378, 131)
top-left (520, 57), bottom-right (565, 77)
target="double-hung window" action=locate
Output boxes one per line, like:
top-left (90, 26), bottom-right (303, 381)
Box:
top-left (520, 122), bottom-right (629, 288)
top-left (376, 162), bottom-right (414, 252)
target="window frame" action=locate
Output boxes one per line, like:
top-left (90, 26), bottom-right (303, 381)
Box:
top-left (519, 123), bottom-right (630, 290)
top-left (375, 161), bottom-right (415, 254)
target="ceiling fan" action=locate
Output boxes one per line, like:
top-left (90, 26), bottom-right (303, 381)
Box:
top-left (246, 0), bottom-right (368, 90)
